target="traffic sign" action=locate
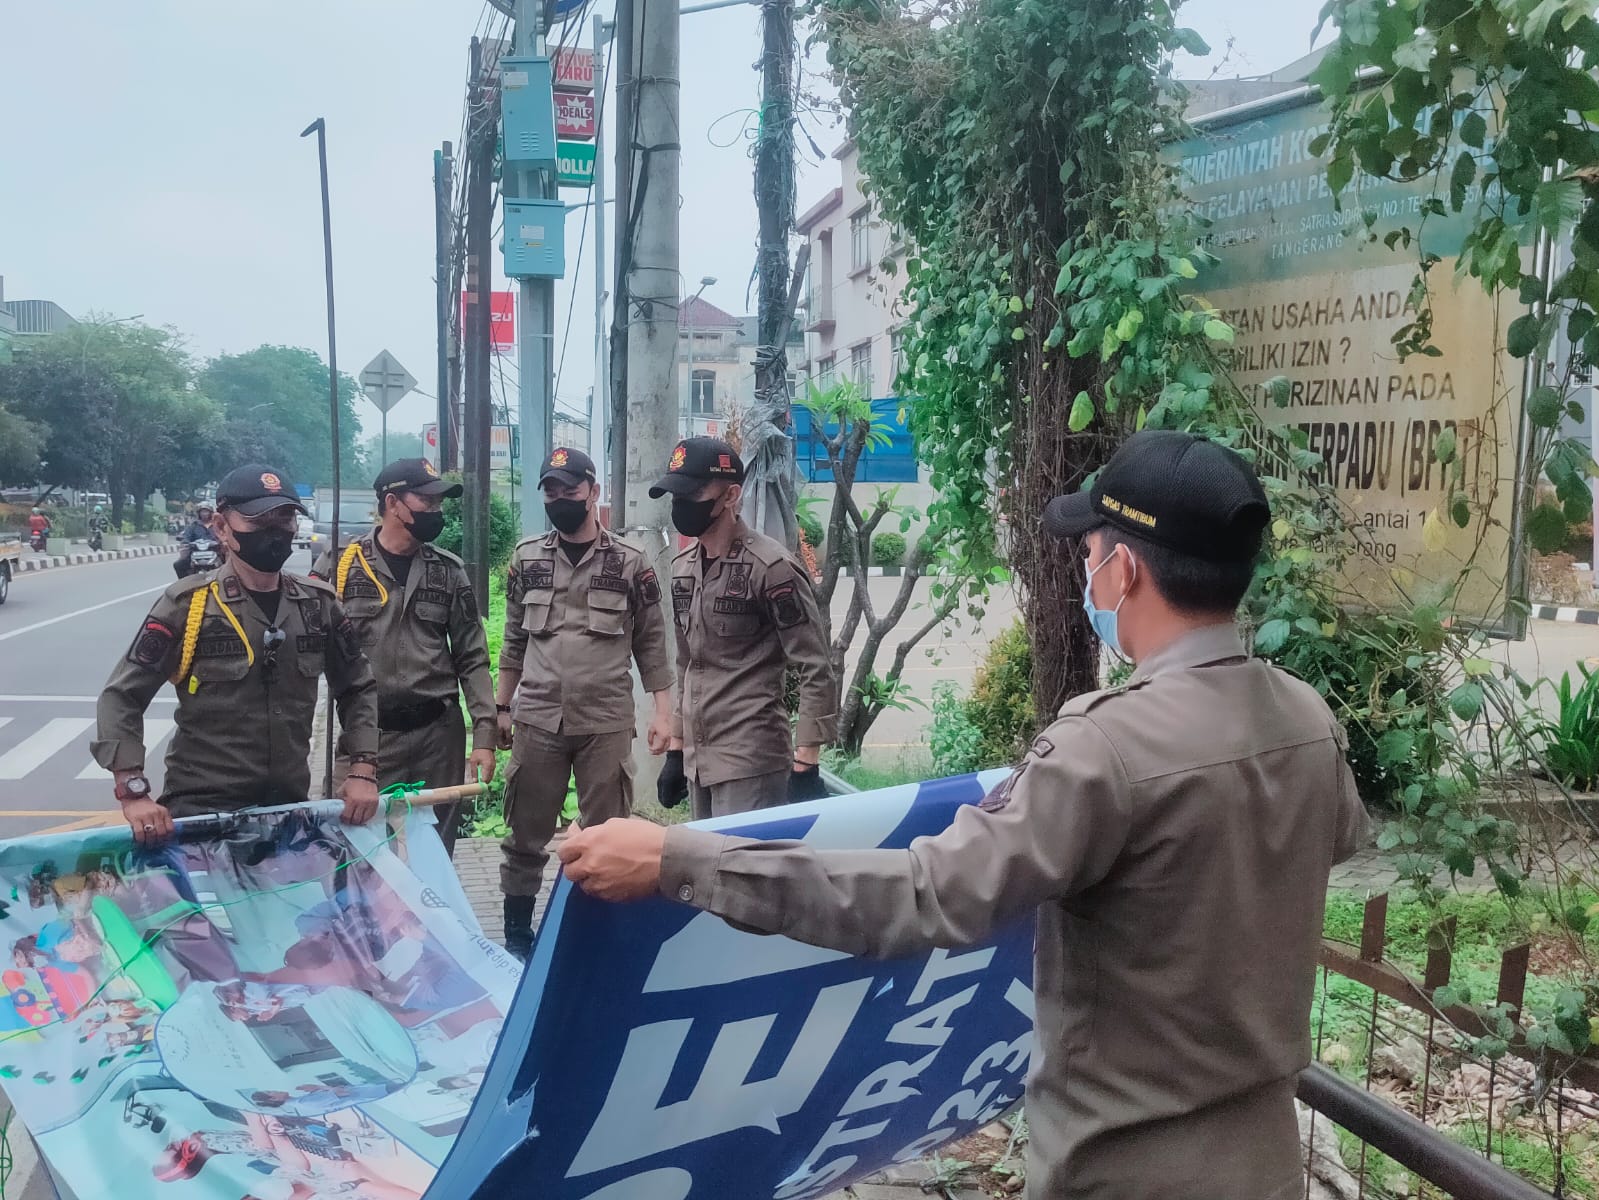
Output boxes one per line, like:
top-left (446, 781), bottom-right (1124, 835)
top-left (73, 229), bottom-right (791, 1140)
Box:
top-left (359, 350), bottom-right (416, 414)
top-left (557, 141), bottom-right (596, 188)
top-left (555, 90), bottom-right (596, 139)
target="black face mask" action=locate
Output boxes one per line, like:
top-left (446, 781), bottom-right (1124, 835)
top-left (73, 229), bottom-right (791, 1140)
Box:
top-left (671, 496), bottom-right (718, 538)
top-left (545, 498), bottom-right (590, 537)
top-left (231, 527), bottom-right (295, 573)
top-left (404, 510), bottom-right (447, 544)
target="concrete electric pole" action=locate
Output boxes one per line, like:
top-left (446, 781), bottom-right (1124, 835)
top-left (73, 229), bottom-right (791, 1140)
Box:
top-left (434, 141), bottom-right (456, 472)
top-left (513, 0), bottom-right (554, 541)
top-left (619, 0), bottom-right (680, 553)
top-left (463, 36), bottom-right (496, 615)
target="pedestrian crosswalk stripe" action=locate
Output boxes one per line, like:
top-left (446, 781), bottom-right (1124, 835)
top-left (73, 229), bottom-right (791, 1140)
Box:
top-left (77, 720), bottom-right (175, 780)
top-left (0, 717), bottom-right (95, 780)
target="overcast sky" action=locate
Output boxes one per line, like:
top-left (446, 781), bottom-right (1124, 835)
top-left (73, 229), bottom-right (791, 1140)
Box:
top-left (0, 0), bottom-right (1327, 447)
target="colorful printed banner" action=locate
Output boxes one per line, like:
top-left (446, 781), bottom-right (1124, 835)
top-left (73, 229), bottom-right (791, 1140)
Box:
top-left (436, 768), bottom-right (1031, 1200)
top-left (1, 772), bottom-right (1030, 1199)
top-left (0, 803), bottom-right (519, 1200)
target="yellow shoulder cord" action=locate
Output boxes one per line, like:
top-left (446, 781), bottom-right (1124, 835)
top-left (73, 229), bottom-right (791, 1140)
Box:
top-left (171, 582), bottom-right (255, 693)
top-left (335, 541), bottom-right (389, 606)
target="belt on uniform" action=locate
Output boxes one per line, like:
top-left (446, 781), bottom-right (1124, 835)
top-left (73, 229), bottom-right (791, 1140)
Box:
top-left (378, 698), bottom-right (448, 733)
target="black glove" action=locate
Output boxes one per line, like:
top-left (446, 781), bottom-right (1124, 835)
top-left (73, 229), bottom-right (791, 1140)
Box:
top-left (657, 749), bottom-right (689, 809)
top-left (788, 764), bottom-right (829, 803)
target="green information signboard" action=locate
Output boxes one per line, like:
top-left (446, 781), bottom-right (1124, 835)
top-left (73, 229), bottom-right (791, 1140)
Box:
top-left (558, 141), bottom-right (595, 189)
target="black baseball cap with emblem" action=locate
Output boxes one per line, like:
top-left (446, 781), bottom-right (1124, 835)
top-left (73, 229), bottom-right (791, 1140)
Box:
top-left (373, 458), bottom-right (463, 500)
top-left (214, 464), bottom-right (309, 517)
top-left (1043, 430), bottom-right (1269, 563)
top-left (648, 436), bottom-right (745, 498)
top-left (538, 447), bottom-right (598, 488)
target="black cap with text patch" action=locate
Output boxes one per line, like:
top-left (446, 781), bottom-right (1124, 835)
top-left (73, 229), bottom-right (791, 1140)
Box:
top-left (215, 464), bottom-right (308, 517)
top-left (648, 437), bottom-right (745, 498)
top-left (373, 458), bottom-right (463, 500)
top-left (1042, 430), bottom-right (1269, 563)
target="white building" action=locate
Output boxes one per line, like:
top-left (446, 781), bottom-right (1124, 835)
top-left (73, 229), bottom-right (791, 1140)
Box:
top-left (794, 140), bottom-right (924, 498)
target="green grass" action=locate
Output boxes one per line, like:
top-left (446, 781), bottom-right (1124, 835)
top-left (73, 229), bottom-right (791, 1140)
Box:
top-left (826, 750), bottom-right (936, 793)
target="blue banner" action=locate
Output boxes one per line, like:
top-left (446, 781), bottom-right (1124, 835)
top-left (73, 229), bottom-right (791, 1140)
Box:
top-left (436, 769), bottom-right (1033, 1200)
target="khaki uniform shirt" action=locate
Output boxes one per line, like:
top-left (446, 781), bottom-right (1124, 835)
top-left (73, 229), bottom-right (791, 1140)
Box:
top-left (669, 521), bottom-right (837, 786)
top-left (93, 560), bottom-right (380, 812)
top-left (659, 625), bottom-right (1369, 1199)
top-left (312, 533), bottom-right (497, 750)
top-left (501, 528), bottom-right (672, 735)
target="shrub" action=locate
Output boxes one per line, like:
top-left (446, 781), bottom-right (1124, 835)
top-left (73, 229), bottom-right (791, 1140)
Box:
top-left (872, 530), bottom-right (907, 567)
top-left (437, 481), bottom-right (519, 572)
top-left (930, 682), bottom-right (983, 776)
top-left (796, 507), bottom-right (824, 551)
top-left (965, 620), bottom-right (1035, 767)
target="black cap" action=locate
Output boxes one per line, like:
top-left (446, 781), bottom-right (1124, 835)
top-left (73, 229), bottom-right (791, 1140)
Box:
top-left (648, 437), bottom-right (745, 498)
top-left (1043, 430), bottom-right (1269, 563)
top-left (538, 447), bottom-right (597, 488)
top-left (373, 458), bottom-right (462, 500)
top-left (215, 464), bottom-right (308, 517)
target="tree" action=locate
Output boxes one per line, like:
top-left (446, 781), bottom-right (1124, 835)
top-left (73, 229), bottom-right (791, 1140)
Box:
top-left (200, 346), bottom-right (363, 488)
top-left (0, 319), bottom-right (221, 524)
top-left (357, 430), bottom-right (426, 478)
top-left (0, 403), bottom-right (47, 488)
top-left (815, 0), bottom-right (1204, 722)
top-left (805, 382), bottom-right (959, 757)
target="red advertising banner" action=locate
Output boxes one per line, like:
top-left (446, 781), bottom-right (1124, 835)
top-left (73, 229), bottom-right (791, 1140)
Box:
top-left (555, 89), bottom-right (596, 140)
top-left (461, 291), bottom-right (517, 354)
top-left (554, 47), bottom-right (595, 92)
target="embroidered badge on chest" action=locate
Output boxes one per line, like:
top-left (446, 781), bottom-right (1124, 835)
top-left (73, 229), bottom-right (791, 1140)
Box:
top-left (601, 551), bottom-right (624, 579)
top-left (725, 562), bottom-right (752, 599)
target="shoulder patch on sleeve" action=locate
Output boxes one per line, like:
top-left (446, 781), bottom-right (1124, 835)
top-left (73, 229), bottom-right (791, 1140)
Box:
top-left (980, 763), bottom-right (1026, 812)
top-left (334, 615), bottom-right (362, 663)
top-left (127, 618), bottom-right (176, 670)
top-left (765, 581), bottom-right (805, 629)
top-left (638, 567), bottom-right (661, 606)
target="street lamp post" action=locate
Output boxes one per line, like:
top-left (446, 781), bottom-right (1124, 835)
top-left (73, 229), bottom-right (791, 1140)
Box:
top-left (682, 275), bottom-right (717, 438)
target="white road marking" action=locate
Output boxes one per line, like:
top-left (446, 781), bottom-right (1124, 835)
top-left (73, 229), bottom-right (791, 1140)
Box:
top-left (0, 717), bottom-right (95, 779)
top-left (78, 719), bottom-right (175, 780)
top-left (0, 584), bottom-right (168, 643)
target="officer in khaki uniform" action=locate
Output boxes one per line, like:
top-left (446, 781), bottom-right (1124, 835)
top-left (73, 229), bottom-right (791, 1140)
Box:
top-left (647, 437), bottom-right (837, 818)
top-left (310, 458), bottom-right (498, 856)
top-left (495, 447), bottom-right (673, 958)
top-left (94, 464), bottom-right (381, 845)
top-left (561, 431), bottom-right (1371, 1200)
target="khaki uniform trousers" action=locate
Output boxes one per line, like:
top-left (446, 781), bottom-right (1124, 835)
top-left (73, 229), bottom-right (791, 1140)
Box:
top-left (689, 768), bottom-right (790, 822)
top-left (335, 706), bottom-right (468, 856)
top-left (500, 723), bottom-right (634, 896)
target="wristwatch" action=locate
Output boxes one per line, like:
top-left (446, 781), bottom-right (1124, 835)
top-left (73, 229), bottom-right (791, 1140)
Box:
top-left (116, 774), bottom-right (152, 803)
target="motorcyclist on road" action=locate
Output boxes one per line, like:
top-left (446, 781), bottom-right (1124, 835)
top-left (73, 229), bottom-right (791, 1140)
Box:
top-left (26, 508), bottom-right (51, 548)
top-left (174, 504), bottom-right (217, 578)
top-left (88, 505), bottom-right (109, 535)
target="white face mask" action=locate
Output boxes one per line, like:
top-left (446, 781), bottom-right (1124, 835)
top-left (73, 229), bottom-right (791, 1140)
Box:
top-left (1082, 546), bottom-right (1134, 658)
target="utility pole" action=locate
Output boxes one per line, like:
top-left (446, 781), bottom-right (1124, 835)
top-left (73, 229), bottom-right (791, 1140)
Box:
top-left (620, 0), bottom-right (680, 550)
top-left (513, 0), bottom-right (553, 540)
top-left (607, 0), bottom-right (635, 511)
top-left (463, 37), bottom-right (495, 615)
top-left (435, 141), bottom-right (455, 472)
top-left (591, 14), bottom-right (611, 502)
top-left (742, 0), bottom-right (801, 546)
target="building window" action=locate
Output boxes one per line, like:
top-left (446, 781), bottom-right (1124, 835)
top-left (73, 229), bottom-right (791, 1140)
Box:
top-left (850, 211), bottom-right (870, 273)
top-left (816, 355), bottom-right (835, 390)
top-left (786, 370), bottom-right (798, 397)
top-left (890, 329), bottom-right (907, 386)
top-left (691, 369), bottom-right (716, 414)
top-left (850, 342), bottom-right (873, 397)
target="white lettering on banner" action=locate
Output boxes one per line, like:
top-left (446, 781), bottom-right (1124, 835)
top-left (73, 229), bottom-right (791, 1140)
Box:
top-left (776, 948), bottom-right (997, 1199)
top-left (566, 979), bottom-right (872, 1177)
top-left (643, 787), bottom-right (922, 994)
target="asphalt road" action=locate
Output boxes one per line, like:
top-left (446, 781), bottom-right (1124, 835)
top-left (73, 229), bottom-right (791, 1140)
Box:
top-left (0, 548), bottom-right (321, 840)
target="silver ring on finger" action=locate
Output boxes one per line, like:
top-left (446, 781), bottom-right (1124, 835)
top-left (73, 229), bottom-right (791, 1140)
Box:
top-left (143, 823), bottom-right (154, 832)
